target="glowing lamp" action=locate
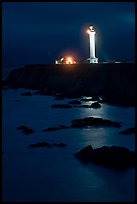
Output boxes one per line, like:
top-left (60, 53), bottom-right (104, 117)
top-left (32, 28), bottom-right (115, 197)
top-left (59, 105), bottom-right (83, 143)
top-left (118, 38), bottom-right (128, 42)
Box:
top-left (87, 29), bottom-right (91, 34)
top-left (66, 57), bottom-right (73, 64)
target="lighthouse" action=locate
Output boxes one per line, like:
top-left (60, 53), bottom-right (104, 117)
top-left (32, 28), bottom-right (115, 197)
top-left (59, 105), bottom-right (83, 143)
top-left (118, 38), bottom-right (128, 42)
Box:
top-left (87, 25), bottom-right (98, 63)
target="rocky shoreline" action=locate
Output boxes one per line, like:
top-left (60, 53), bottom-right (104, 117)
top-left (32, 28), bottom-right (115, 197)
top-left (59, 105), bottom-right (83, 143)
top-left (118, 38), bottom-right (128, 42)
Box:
top-left (3, 63), bottom-right (135, 106)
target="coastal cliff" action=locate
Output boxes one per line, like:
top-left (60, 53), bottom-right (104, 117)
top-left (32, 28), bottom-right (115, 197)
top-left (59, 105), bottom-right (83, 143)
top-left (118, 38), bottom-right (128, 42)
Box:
top-left (3, 63), bottom-right (135, 106)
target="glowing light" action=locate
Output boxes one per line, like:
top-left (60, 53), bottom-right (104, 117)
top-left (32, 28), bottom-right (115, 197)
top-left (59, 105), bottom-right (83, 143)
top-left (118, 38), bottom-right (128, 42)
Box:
top-left (89, 26), bottom-right (93, 30)
top-left (66, 57), bottom-right (73, 64)
top-left (60, 58), bottom-right (64, 61)
top-left (87, 29), bottom-right (91, 34)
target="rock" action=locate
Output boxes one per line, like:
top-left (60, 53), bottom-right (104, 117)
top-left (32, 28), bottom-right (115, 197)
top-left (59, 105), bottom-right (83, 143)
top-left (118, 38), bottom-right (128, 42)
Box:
top-left (4, 63), bottom-right (135, 107)
top-left (51, 104), bottom-right (72, 108)
top-left (17, 125), bottom-right (28, 130)
top-left (42, 125), bottom-right (70, 131)
top-left (22, 128), bottom-right (35, 135)
top-left (69, 100), bottom-right (81, 105)
top-left (71, 117), bottom-right (121, 128)
top-left (29, 142), bottom-right (67, 148)
top-left (119, 127), bottom-right (135, 135)
top-left (29, 142), bottom-right (52, 148)
top-left (91, 96), bottom-right (100, 101)
top-left (42, 127), bottom-right (60, 131)
top-left (58, 125), bottom-right (68, 128)
top-left (17, 125), bottom-right (35, 135)
top-left (74, 145), bottom-right (135, 169)
top-left (74, 145), bottom-right (94, 163)
top-left (21, 91), bottom-right (32, 96)
top-left (90, 102), bottom-right (101, 108)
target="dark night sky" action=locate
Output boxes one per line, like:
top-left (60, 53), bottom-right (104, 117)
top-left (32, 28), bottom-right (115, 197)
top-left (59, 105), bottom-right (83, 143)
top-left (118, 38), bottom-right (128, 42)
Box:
top-left (2, 2), bottom-right (135, 69)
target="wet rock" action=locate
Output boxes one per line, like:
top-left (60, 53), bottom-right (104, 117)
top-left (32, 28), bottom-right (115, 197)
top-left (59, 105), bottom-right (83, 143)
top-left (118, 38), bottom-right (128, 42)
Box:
top-left (90, 102), bottom-right (101, 108)
top-left (71, 117), bottom-right (121, 128)
top-left (4, 63), bottom-right (135, 106)
top-left (74, 145), bottom-right (135, 169)
top-left (17, 125), bottom-right (28, 130)
top-left (21, 91), bottom-right (32, 96)
top-left (17, 125), bottom-right (35, 135)
top-left (119, 127), bottom-right (135, 135)
top-left (69, 100), bottom-right (81, 105)
top-left (91, 96), bottom-right (100, 101)
top-left (42, 127), bottom-right (61, 131)
top-left (29, 142), bottom-right (67, 148)
top-left (42, 125), bottom-right (70, 131)
top-left (51, 104), bottom-right (72, 108)
top-left (29, 142), bottom-right (52, 148)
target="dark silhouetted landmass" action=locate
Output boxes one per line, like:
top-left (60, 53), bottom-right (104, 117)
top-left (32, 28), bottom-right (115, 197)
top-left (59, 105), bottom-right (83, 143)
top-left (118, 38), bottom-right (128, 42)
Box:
top-left (3, 63), bottom-right (135, 106)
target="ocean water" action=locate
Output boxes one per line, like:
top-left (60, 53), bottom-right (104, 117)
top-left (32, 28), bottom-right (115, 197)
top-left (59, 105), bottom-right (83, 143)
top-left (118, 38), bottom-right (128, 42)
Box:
top-left (2, 88), bottom-right (135, 202)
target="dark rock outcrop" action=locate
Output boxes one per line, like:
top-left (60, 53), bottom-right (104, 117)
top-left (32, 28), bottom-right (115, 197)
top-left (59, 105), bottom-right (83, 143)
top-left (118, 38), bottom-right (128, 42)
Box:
top-left (74, 145), bottom-right (135, 169)
top-left (51, 104), bottom-right (72, 108)
top-left (42, 127), bottom-right (61, 131)
top-left (91, 96), bottom-right (100, 101)
top-left (119, 127), bottom-right (135, 135)
top-left (69, 100), bottom-right (81, 105)
top-left (42, 125), bottom-right (70, 131)
top-left (90, 102), bottom-right (101, 108)
top-left (29, 142), bottom-right (67, 148)
top-left (71, 117), bottom-right (121, 128)
top-left (29, 142), bottom-right (52, 148)
top-left (4, 63), bottom-right (135, 106)
top-left (17, 125), bottom-right (35, 135)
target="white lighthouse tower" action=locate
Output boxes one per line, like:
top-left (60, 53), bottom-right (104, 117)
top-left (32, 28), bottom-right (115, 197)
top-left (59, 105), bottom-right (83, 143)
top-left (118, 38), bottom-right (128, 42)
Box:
top-left (87, 25), bottom-right (98, 63)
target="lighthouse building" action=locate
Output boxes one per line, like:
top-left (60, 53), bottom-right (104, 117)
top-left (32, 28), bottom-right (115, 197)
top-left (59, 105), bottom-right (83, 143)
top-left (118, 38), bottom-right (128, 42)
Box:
top-left (87, 25), bottom-right (98, 63)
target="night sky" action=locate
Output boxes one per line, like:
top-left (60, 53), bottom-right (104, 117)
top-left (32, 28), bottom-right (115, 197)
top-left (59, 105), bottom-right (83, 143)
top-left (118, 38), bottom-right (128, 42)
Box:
top-left (2, 2), bottom-right (135, 69)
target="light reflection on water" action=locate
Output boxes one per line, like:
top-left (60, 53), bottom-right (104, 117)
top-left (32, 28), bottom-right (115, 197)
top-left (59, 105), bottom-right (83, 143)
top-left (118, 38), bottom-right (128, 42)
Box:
top-left (2, 89), bottom-right (135, 202)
